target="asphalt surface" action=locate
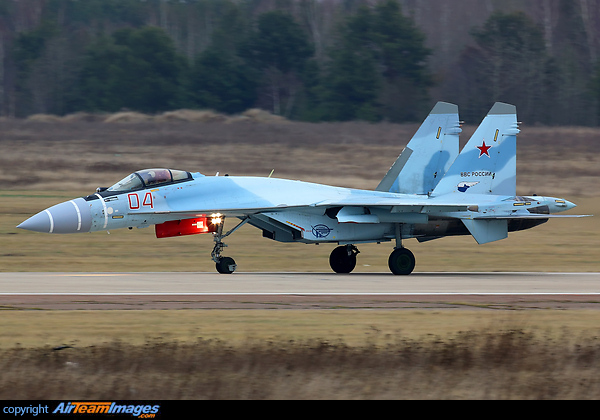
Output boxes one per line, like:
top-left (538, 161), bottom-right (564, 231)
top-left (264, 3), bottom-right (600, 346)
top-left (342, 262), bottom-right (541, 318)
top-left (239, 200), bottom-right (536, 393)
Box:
top-left (1, 271), bottom-right (599, 294)
top-left (0, 272), bottom-right (599, 310)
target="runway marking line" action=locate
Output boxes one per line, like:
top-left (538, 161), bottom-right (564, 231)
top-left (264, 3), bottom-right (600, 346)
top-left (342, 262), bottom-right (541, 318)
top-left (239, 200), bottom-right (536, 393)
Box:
top-left (49, 274), bottom-right (134, 277)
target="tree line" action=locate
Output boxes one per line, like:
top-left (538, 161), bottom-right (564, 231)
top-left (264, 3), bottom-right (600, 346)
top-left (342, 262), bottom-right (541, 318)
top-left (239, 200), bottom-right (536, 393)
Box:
top-left (2, 0), bottom-right (600, 125)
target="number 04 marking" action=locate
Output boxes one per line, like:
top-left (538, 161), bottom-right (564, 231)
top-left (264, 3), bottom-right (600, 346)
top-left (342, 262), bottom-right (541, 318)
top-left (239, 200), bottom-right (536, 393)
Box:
top-left (128, 192), bottom-right (154, 209)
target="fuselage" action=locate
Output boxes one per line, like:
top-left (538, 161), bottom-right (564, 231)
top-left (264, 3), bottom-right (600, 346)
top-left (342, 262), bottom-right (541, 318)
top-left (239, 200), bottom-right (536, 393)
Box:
top-left (17, 171), bottom-right (576, 245)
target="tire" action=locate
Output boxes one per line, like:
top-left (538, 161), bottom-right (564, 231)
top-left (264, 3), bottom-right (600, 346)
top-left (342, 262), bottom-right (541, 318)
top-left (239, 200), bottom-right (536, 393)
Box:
top-left (329, 246), bottom-right (357, 274)
top-left (216, 257), bottom-right (237, 274)
top-left (388, 248), bottom-right (415, 275)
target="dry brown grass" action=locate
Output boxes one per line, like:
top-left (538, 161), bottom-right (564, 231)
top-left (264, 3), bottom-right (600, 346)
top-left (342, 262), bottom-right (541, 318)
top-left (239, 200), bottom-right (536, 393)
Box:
top-left (2, 308), bottom-right (600, 399)
top-left (2, 328), bottom-right (600, 399)
top-left (1, 114), bottom-right (599, 195)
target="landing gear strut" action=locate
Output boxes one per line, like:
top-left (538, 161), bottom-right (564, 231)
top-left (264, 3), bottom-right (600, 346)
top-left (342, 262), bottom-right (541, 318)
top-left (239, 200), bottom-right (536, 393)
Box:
top-left (329, 244), bottom-right (359, 273)
top-left (211, 215), bottom-right (249, 274)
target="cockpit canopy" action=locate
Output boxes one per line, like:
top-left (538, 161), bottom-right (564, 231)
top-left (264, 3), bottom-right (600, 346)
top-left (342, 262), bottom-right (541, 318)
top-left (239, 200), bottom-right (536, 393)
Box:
top-left (108, 169), bottom-right (192, 192)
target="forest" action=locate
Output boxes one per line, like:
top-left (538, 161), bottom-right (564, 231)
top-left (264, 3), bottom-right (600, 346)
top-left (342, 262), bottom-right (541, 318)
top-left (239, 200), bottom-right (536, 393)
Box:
top-left (1, 0), bottom-right (600, 125)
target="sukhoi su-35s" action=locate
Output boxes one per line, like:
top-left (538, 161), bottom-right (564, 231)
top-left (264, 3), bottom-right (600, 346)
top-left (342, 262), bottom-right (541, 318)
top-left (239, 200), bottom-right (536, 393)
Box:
top-left (18, 102), bottom-right (588, 274)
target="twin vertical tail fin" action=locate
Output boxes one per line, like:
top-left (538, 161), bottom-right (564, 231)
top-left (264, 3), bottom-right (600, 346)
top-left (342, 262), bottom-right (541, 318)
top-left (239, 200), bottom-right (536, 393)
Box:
top-left (376, 101), bottom-right (461, 195)
top-left (431, 102), bottom-right (520, 245)
top-left (377, 102), bottom-right (520, 244)
top-left (432, 102), bottom-right (520, 197)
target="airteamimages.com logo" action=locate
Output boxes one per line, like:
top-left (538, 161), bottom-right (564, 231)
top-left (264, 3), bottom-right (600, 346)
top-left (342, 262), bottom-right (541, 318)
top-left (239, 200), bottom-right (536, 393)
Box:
top-left (52, 402), bottom-right (160, 417)
top-left (2, 402), bottom-right (164, 418)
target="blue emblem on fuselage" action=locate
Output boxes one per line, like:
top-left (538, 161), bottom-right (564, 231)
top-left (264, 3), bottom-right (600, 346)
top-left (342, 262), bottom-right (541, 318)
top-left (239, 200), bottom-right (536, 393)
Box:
top-left (312, 224), bottom-right (332, 238)
top-left (457, 181), bottom-right (479, 192)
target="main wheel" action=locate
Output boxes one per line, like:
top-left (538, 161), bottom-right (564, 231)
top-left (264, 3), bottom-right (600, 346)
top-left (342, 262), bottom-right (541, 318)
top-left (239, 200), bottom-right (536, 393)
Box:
top-left (329, 246), bottom-right (357, 273)
top-left (216, 257), bottom-right (237, 274)
top-left (388, 248), bottom-right (415, 275)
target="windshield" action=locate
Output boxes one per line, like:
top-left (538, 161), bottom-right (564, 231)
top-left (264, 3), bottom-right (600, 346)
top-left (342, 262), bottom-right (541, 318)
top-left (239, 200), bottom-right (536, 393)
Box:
top-left (107, 173), bottom-right (143, 192)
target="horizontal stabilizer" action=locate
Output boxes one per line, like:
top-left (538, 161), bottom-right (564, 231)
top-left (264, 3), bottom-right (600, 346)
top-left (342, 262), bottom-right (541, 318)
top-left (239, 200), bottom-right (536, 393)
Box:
top-left (461, 218), bottom-right (508, 244)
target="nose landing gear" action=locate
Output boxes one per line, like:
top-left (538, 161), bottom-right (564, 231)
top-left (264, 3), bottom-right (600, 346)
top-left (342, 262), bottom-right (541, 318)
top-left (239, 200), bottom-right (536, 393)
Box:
top-left (210, 215), bottom-right (249, 274)
top-left (215, 256), bottom-right (237, 274)
top-left (329, 244), bottom-right (360, 273)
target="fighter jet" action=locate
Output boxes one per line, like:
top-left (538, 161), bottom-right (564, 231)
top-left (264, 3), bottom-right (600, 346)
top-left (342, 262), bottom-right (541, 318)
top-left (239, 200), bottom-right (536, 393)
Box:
top-left (17, 102), bottom-right (587, 274)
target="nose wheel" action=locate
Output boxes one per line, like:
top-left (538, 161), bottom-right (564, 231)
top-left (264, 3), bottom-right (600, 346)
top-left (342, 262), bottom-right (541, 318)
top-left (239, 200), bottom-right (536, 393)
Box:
top-left (329, 244), bottom-right (359, 273)
top-left (210, 216), bottom-right (249, 274)
top-left (215, 256), bottom-right (237, 274)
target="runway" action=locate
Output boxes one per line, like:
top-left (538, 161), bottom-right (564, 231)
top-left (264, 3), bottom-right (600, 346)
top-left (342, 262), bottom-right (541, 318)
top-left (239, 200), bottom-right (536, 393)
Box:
top-left (1, 272), bottom-right (600, 310)
top-left (1, 271), bottom-right (599, 294)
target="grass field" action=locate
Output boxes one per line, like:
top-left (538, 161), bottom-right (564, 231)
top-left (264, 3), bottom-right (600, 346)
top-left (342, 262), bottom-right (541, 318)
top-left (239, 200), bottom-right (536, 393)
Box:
top-left (1, 117), bottom-right (599, 196)
top-left (1, 116), bottom-right (599, 399)
top-left (3, 309), bottom-right (600, 348)
top-left (2, 311), bottom-right (600, 399)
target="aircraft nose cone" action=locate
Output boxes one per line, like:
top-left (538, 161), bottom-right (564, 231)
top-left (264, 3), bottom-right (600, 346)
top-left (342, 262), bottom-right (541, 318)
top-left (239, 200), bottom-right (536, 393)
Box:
top-left (17, 210), bottom-right (53, 233)
top-left (17, 198), bottom-right (92, 234)
top-left (565, 200), bottom-right (577, 210)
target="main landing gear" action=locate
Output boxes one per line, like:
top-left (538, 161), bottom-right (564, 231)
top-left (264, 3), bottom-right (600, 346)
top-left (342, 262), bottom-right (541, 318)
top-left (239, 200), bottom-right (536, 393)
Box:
top-left (212, 217), bottom-right (416, 275)
top-left (328, 244), bottom-right (415, 275)
top-left (386, 224), bottom-right (416, 275)
top-left (211, 215), bottom-right (249, 274)
top-left (388, 247), bottom-right (415, 275)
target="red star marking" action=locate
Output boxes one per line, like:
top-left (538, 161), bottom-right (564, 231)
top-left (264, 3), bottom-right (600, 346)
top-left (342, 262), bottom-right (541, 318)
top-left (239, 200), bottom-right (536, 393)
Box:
top-left (477, 140), bottom-right (492, 158)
